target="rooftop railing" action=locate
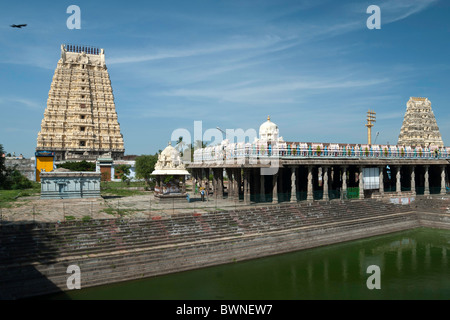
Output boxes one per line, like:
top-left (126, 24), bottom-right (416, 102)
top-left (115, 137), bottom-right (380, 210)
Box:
top-left (64, 44), bottom-right (100, 55)
top-left (193, 141), bottom-right (450, 163)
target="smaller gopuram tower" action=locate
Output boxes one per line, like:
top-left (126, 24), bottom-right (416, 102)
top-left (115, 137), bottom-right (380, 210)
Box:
top-left (36, 44), bottom-right (125, 161)
top-left (397, 97), bottom-right (444, 147)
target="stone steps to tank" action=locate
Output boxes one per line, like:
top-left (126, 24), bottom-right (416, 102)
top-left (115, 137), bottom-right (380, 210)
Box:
top-left (0, 200), bottom-right (417, 298)
top-left (0, 208), bottom-right (417, 294)
top-left (0, 200), bottom-right (414, 267)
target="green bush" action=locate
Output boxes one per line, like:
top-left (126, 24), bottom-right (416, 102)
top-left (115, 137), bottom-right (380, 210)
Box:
top-left (57, 160), bottom-right (95, 172)
top-left (1, 168), bottom-right (33, 190)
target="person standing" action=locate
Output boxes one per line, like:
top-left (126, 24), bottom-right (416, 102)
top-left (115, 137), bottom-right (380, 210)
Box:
top-left (200, 188), bottom-right (205, 201)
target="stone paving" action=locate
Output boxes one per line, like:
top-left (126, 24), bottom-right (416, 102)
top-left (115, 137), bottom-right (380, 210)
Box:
top-left (0, 191), bottom-right (258, 224)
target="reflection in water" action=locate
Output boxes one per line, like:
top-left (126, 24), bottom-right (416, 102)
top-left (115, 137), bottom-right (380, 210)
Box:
top-left (443, 247), bottom-right (447, 268)
top-left (44, 228), bottom-right (450, 300)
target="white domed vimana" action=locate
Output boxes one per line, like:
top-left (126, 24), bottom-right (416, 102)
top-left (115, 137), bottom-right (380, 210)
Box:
top-left (258, 116), bottom-right (283, 142)
top-left (152, 142), bottom-right (189, 175)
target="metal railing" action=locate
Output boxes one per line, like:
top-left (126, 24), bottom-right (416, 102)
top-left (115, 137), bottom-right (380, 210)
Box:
top-left (193, 142), bottom-right (450, 163)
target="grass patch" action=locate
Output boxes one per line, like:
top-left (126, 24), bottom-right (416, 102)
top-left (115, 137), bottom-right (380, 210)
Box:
top-left (0, 184), bottom-right (41, 208)
top-left (82, 215), bottom-right (92, 222)
top-left (102, 207), bottom-right (117, 216)
top-left (65, 215), bottom-right (76, 221)
top-left (100, 181), bottom-right (148, 197)
top-left (102, 188), bottom-right (147, 197)
top-left (102, 206), bottom-right (142, 217)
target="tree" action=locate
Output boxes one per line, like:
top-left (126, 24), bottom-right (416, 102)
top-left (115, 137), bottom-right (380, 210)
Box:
top-left (57, 160), bottom-right (95, 171)
top-left (135, 154), bottom-right (158, 186)
top-left (0, 144), bottom-right (32, 190)
top-left (4, 168), bottom-right (32, 190)
top-left (115, 164), bottom-right (131, 184)
top-left (0, 144), bottom-right (6, 189)
top-left (187, 140), bottom-right (208, 162)
top-left (175, 136), bottom-right (188, 157)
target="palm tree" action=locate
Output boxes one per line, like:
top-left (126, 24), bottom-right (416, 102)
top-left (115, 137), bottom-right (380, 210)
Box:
top-left (186, 140), bottom-right (208, 162)
top-left (175, 136), bottom-right (187, 156)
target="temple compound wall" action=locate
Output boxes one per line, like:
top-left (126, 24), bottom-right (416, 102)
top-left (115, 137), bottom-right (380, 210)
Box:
top-left (4, 158), bottom-right (35, 181)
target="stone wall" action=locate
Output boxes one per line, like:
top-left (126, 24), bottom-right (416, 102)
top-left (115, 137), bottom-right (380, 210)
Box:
top-left (0, 198), bottom-right (448, 299)
top-left (4, 158), bottom-right (35, 181)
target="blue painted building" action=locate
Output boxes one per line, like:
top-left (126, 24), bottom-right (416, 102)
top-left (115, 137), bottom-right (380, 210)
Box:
top-left (40, 168), bottom-right (101, 199)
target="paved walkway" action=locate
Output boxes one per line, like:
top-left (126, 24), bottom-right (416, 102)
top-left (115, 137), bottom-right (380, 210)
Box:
top-left (0, 191), bottom-right (262, 224)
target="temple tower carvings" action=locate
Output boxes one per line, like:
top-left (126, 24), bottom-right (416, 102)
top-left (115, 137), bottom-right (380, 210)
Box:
top-left (36, 44), bottom-right (125, 161)
top-left (397, 97), bottom-right (444, 148)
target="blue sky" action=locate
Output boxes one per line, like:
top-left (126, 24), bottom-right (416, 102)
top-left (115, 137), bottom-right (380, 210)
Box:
top-left (1, 0), bottom-right (450, 157)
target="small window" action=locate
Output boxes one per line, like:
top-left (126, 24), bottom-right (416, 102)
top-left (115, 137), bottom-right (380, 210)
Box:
top-left (80, 104), bottom-right (86, 108)
top-left (80, 127), bottom-right (85, 132)
top-left (80, 115), bottom-right (85, 119)
top-left (80, 141), bottom-right (86, 147)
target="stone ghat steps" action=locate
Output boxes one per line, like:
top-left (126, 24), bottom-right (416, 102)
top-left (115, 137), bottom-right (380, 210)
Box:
top-left (0, 211), bottom-right (417, 293)
top-left (232, 200), bottom-right (410, 224)
top-left (413, 198), bottom-right (450, 213)
top-left (1, 200), bottom-right (405, 244)
top-left (0, 205), bottom-right (408, 260)
top-left (0, 200), bottom-right (413, 264)
top-left (0, 200), bottom-right (413, 265)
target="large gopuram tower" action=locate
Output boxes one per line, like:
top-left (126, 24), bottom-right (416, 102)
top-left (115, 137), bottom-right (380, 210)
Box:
top-left (397, 97), bottom-right (444, 147)
top-left (36, 44), bottom-right (125, 161)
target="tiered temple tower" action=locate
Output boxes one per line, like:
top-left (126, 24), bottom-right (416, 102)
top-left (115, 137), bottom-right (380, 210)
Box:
top-left (36, 44), bottom-right (125, 161)
top-left (397, 97), bottom-right (444, 147)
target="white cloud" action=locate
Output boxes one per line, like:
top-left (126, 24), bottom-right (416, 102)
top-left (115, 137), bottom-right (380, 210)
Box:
top-left (381, 0), bottom-right (439, 24)
top-left (163, 76), bottom-right (390, 104)
top-left (108, 35), bottom-right (287, 65)
top-left (0, 97), bottom-right (42, 109)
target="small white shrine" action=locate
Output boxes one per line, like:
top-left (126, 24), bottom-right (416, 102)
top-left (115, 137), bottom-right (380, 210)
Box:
top-left (152, 142), bottom-right (190, 202)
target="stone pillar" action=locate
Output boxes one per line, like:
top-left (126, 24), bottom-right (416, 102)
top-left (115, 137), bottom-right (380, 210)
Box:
top-left (341, 166), bottom-right (347, 200)
top-left (272, 173), bottom-right (278, 204)
top-left (290, 166), bottom-right (297, 203)
top-left (260, 174), bottom-right (266, 202)
top-left (226, 169), bottom-right (233, 199)
top-left (182, 175), bottom-right (186, 194)
top-left (323, 166), bottom-right (329, 201)
top-left (244, 169), bottom-right (250, 204)
top-left (410, 166), bottom-right (416, 195)
top-left (234, 169), bottom-right (240, 200)
top-left (396, 166), bottom-right (402, 195)
top-left (217, 169), bottom-right (223, 198)
top-left (379, 166), bottom-right (384, 195)
top-left (212, 169), bottom-right (218, 196)
top-left (359, 166), bottom-right (364, 199)
top-left (201, 168), bottom-right (206, 189)
top-left (155, 176), bottom-right (160, 194)
top-left (424, 165), bottom-right (430, 196)
top-left (307, 166), bottom-right (314, 201)
top-left (441, 165), bottom-right (446, 195)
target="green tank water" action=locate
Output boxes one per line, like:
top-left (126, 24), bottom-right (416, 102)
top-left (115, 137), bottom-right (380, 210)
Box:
top-left (45, 227), bottom-right (450, 300)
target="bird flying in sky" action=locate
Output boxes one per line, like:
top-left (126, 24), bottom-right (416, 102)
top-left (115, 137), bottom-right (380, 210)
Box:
top-left (10, 24), bottom-right (27, 28)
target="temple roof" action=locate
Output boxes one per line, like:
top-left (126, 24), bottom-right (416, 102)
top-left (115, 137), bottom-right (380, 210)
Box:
top-left (152, 142), bottom-right (189, 176)
top-left (258, 115), bottom-right (283, 142)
